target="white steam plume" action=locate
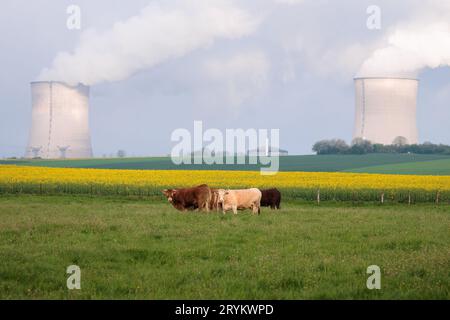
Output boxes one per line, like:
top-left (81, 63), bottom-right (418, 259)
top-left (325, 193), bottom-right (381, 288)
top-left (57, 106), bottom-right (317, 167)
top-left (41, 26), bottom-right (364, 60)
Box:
top-left (38, 0), bottom-right (258, 86)
top-left (358, 7), bottom-right (450, 78)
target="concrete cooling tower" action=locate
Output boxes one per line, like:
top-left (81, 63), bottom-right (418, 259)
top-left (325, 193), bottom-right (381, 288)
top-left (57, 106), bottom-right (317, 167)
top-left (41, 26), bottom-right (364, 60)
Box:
top-left (25, 81), bottom-right (93, 159)
top-left (353, 77), bottom-right (419, 145)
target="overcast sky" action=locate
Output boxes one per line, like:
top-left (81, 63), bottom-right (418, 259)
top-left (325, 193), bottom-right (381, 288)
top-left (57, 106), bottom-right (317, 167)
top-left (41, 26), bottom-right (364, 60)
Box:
top-left (1, 0), bottom-right (449, 158)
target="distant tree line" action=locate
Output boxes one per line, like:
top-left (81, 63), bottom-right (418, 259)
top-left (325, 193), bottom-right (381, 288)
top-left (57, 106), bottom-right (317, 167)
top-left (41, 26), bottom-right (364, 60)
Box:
top-left (312, 137), bottom-right (450, 155)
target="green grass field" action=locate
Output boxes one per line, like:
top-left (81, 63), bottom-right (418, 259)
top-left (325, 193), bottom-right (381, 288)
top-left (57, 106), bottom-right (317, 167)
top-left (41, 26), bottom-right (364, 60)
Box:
top-left (346, 158), bottom-right (450, 175)
top-left (0, 195), bottom-right (449, 299)
top-left (2, 154), bottom-right (450, 175)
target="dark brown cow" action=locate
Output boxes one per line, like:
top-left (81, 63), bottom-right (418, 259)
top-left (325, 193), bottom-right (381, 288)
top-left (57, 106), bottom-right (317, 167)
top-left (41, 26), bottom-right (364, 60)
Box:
top-left (260, 188), bottom-right (281, 210)
top-left (162, 184), bottom-right (211, 212)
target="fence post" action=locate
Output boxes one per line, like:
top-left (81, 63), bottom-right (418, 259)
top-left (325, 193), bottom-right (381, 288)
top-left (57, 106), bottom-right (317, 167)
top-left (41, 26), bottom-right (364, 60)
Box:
top-left (408, 192), bottom-right (411, 205)
top-left (381, 192), bottom-right (384, 204)
top-left (317, 189), bottom-right (320, 205)
top-left (436, 191), bottom-right (440, 205)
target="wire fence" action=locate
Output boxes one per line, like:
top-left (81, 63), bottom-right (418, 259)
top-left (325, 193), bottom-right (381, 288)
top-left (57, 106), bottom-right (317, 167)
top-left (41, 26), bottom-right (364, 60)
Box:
top-left (1, 182), bottom-right (449, 205)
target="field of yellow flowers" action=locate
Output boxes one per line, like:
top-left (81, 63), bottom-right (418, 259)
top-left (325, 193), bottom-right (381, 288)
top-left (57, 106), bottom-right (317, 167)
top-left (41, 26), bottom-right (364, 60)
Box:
top-left (1, 165), bottom-right (450, 203)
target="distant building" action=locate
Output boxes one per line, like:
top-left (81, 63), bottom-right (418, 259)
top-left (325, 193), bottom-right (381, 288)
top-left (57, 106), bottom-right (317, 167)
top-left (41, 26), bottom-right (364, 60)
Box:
top-left (190, 148), bottom-right (233, 157)
top-left (353, 77), bottom-right (419, 145)
top-left (25, 82), bottom-right (93, 159)
top-left (247, 147), bottom-right (288, 157)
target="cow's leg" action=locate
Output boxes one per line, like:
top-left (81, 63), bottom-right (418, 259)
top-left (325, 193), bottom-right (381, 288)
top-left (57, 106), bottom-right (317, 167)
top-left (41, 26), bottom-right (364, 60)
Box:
top-left (254, 201), bottom-right (261, 215)
top-left (233, 205), bottom-right (238, 215)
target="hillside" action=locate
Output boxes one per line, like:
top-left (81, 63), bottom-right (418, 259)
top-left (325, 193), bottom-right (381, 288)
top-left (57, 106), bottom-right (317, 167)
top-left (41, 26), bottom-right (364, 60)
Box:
top-left (1, 154), bottom-right (450, 175)
top-left (346, 158), bottom-right (450, 175)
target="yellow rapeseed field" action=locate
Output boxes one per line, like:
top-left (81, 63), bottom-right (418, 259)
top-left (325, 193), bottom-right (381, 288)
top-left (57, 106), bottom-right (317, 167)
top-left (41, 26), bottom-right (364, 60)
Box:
top-left (1, 165), bottom-right (449, 191)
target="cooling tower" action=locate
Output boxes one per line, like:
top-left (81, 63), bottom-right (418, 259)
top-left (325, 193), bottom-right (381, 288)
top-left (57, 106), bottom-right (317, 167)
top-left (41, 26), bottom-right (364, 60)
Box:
top-left (25, 81), bottom-right (93, 159)
top-left (352, 77), bottom-right (419, 145)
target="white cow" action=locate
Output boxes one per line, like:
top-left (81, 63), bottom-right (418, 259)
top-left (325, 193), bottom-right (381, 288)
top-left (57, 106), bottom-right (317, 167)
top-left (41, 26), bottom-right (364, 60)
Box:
top-left (217, 188), bottom-right (262, 215)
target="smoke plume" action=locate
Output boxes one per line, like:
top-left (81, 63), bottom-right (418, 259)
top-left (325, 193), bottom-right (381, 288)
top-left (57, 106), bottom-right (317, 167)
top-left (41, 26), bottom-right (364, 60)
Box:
top-left (358, 5), bottom-right (450, 78)
top-left (38, 0), bottom-right (258, 86)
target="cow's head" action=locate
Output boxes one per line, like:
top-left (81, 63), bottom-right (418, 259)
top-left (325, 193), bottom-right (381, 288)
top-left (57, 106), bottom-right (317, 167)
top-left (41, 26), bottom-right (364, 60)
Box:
top-left (216, 189), bottom-right (228, 204)
top-left (162, 189), bottom-right (177, 203)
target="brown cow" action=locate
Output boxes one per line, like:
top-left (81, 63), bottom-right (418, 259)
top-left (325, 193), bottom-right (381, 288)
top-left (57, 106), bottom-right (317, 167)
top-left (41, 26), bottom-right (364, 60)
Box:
top-left (162, 184), bottom-right (211, 212)
top-left (209, 188), bottom-right (224, 211)
top-left (218, 188), bottom-right (262, 215)
top-left (260, 188), bottom-right (281, 210)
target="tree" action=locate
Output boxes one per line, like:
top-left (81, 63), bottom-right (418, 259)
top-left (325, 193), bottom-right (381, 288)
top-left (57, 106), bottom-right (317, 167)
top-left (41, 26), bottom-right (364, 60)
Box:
top-left (350, 138), bottom-right (374, 154)
top-left (392, 136), bottom-right (408, 146)
top-left (117, 150), bottom-right (126, 158)
top-left (312, 137), bottom-right (450, 155)
top-left (312, 139), bottom-right (349, 155)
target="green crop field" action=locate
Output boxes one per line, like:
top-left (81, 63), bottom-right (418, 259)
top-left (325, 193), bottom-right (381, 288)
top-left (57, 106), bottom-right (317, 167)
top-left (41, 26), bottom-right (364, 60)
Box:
top-left (2, 154), bottom-right (450, 174)
top-left (346, 158), bottom-right (450, 175)
top-left (0, 195), bottom-right (449, 299)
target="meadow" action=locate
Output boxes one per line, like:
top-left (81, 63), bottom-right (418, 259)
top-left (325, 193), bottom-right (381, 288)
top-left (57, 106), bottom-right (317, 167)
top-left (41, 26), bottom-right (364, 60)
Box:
top-left (1, 159), bottom-right (449, 299)
top-left (347, 158), bottom-right (450, 175)
top-left (0, 195), bottom-right (449, 299)
top-left (2, 154), bottom-right (450, 174)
